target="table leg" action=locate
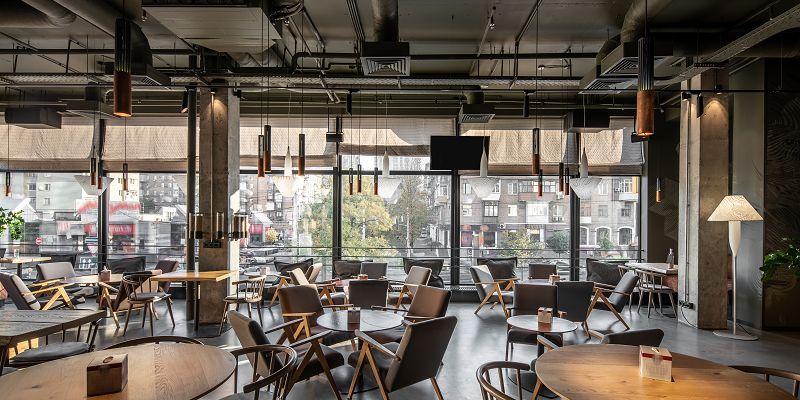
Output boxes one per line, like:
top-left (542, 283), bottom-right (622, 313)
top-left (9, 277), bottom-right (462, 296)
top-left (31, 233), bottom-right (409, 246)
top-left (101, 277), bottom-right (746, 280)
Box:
top-left (194, 282), bottom-right (201, 332)
top-left (0, 346), bottom-right (7, 376)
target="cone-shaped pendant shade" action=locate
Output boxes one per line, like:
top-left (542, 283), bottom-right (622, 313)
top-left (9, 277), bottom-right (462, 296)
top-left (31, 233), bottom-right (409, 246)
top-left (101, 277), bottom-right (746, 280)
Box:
top-left (378, 151), bottom-right (401, 198)
top-left (272, 146), bottom-right (301, 197)
top-left (75, 175), bottom-right (113, 196)
top-left (470, 148), bottom-right (496, 199)
top-left (569, 148), bottom-right (602, 199)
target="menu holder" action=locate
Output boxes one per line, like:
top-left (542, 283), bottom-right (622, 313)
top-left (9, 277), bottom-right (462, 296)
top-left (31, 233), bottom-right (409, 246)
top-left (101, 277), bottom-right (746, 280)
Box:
top-left (639, 346), bottom-right (673, 382)
top-left (537, 306), bottom-right (553, 329)
top-left (548, 274), bottom-right (561, 285)
top-left (99, 269), bottom-right (111, 282)
top-left (87, 354), bottom-right (128, 396)
top-left (347, 307), bottom-right (361, 326)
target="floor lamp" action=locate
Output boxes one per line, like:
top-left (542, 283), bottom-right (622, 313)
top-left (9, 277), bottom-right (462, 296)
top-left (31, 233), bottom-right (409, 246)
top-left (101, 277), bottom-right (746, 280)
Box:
top-left (708, 195), bottom-right (763, 341)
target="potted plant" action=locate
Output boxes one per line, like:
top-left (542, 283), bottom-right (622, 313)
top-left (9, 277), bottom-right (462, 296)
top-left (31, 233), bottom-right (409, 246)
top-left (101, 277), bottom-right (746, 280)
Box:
top-left (761, 238), bottom-right (800, 283)
top-left (0, 207), bottom-right (24, 306)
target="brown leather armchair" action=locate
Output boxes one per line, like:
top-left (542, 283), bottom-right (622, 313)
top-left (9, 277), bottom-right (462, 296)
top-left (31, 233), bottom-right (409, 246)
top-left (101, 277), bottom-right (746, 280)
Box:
top-left (276, 284), bottom-right (353, 347)
top-left (369, 285), bottom-right (451, 344)
top-left (347, 279), bottom-right (389, 309)
top-left (506, 283), bottom-right (560, 361)
top-left (387, 265), bottom-right (431, 308)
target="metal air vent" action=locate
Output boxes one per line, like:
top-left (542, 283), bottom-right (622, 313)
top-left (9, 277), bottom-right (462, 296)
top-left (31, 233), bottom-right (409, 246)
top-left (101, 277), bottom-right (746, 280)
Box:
top-left (458, 103), bottom-right (495, 123)
top-left (360, 41), bottom-right (411, 77)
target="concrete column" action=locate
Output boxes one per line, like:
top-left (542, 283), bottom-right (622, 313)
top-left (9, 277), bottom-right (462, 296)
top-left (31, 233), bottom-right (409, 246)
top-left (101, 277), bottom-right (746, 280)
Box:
top-left (197, 86), bottom-right (240, 324)
top-left (677, 71), bottom-right (729, 329)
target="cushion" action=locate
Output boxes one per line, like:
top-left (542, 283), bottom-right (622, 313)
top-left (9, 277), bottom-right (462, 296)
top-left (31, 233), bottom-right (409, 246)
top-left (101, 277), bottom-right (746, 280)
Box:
top-left (402, 258), bottom-right (444, 288)
top-left (368, 326), bottom-right (405, 344)
top-left (274, 258), bottom-right (313, 277)
top-left (11, 342), bottom-right (90, 363)
top-left (37, 262), bottom-right (76, 281)
top-left (347, 341), bottom-right (400, 376)
top-left (586, 258), bottom-right (624, 286)
top-left (11, 274), bottom-right (39, 310)
top-left (477, 257), bottom-right (517, 280)
top-left (333, 260), bottom-right (370, 279)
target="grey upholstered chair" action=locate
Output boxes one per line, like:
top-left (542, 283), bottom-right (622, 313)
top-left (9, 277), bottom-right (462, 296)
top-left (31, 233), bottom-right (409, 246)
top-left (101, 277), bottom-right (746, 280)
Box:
top-left (277, 284), bottom-right (352, 347)
top-left (506, 283), bottom-right (559, 361)
top-left (288, 265), bottom-right (346, 306)
top-left (470, 265), bottom-right (514, 317)
top-left (387, 265), bottom-right (431, 307)
top-left (35, 262), bottom-right (92, 298)
top-left (402, 258), bottom-right (445, 288)
top-left (600, 328), bottom-right (665, 347)
top-left (0, 272), bottom-right (81, 310)
top-left (586, 271), bottom-right (639, 336)
top-left (369, 285), bottom-right (452, 344)
top-left (476, 257), bottom-right (518, 280)
top-left (528, 263), bottom-right (557, 280)
top-left (360, 262), bottom-right (388, 279)
top-left (228, 310), bottom-right (344, 400)
top-left (153, 259), bottom-right (179, 292)
top-left (108, 256), bottom-right (146, 274)
top-left (348, 279), bottom-right (389, 309)
top-left (555, 280), bottom-right (595, 333)
top-left (347, 316), bottom-right (458, 400)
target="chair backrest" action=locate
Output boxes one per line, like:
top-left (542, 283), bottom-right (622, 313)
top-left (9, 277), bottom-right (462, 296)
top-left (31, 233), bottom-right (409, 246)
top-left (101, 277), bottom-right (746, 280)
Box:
top-left (555, 281), bottom-right (595, 323)
top-left (154, 260), bottom-right (179, 291)
top-left (307, 263), bottom-right (323, 283)
top-left (0, 272), bottom-right (38, 310)
top-left (586, 258), bottom-right (625, 286)
top-left (121, 272), bottom-right (158, 302)
top-left (469, 265), bottom-right (494, 299)
top-left (600, 328), bottom-right (665, 347)
top-left (608, 271), bottom-right (639, 309)
top-left (402, 258), bottom-right (444, 287)
top-left (36, 262), bottom-right (77, 281)
top-left (274, 258), bottom-right (313, 277)
top-left (277, 284), bottom-right (324, 326)
top-left (385, 316), bottom-right (458, 392)
top-left (348, 279), bottom-right (389, 308)
top-left (527, 263), bottom-right (557, 280)
top-left (228, 310), bottom-right (279, 378)
top-left (289, 268), bottom-right (311, 286)
top-left (404, 265), bottom-right (431, 296)
top-left (476, 257), bottom-right (517, 280)
top-left (108, 256), bottom-right (146, 274)
top-left (360, 262), bottom-right (388, 279)
top-left (511, 283), bottom-right (557, 316)
top-left (406, 285), bottom-right (451, 318)
top-left (477, 360), bottom-right (532, 400)
top-left (332, 259), bottom-right (369, 279)
top-left (104, 335), bottom-right (202, 349)
top-left (730, 365), bottom-right (800, 397)
top-left (238, 276), bottom-right (267, 302)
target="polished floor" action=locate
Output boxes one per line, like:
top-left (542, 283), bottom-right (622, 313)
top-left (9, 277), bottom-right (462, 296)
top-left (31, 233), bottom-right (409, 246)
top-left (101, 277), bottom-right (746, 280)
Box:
top-left (46, 296), bottom-right (797, 399)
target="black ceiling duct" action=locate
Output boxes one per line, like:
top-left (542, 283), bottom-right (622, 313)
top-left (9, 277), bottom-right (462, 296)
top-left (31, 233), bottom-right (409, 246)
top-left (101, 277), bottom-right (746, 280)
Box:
top-left (5, 107), bottom-right (62, 129)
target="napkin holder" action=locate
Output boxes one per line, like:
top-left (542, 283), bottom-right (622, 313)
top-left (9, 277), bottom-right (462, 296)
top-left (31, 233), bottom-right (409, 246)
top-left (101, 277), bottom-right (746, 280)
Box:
top-left (639, 346), bottom-right (672, 382)
top-left (87, 354), bottom-right (128, 396)
top-left (99, 268), bottom-right (111, 282)
top-left (537, 307), bottom-right (553, 325)
top-left (347, 307), bottom-right (361, 325)
top-left (548, 274), bottom-right (561, 284)
top-left (357, 274), bottom-right (368, 280)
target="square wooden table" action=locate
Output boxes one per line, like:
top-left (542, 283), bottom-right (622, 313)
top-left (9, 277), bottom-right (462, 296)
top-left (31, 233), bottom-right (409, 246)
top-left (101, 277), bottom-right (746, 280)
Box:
top-left (150, 270), bottom-right (236, 332)
top-left (0, 257), bottom-right (52, 278)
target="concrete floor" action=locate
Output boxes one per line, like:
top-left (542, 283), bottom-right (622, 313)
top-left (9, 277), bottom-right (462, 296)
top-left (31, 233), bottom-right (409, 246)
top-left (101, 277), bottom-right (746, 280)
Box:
top-left (69, 297), bottom-right (800, 399)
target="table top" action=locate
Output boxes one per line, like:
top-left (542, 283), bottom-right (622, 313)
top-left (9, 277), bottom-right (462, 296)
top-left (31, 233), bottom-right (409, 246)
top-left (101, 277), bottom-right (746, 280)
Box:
top-left (506, 315), bottom-right (578, 334)
top-left (61, 274), bottom-right (124, 285)
top-left (316, 309), bottom-right (404, 333)
top-left (150, 270), bottom-right (236, 282)
top-left (519, 279), bottom-right (553, 285)
top-left (0, 309), bottom-right (105, 347)
top-left (0, 343), bottom-right (237, 400)
top-left (535, 344), bottom-right (795, 400)
top-left (625, 262), bottom-right (678, 275)
top-left (0, 257), bottom-right (51, 264)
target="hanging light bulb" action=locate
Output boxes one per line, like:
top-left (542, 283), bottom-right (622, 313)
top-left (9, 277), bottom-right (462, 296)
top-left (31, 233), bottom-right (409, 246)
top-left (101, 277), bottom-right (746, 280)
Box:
top-left (656, 177), bottom-right (663, 203)
top-left (532, 128), bottom-right (540, 175)
top-left (298, 133), bottom-right (306, 176)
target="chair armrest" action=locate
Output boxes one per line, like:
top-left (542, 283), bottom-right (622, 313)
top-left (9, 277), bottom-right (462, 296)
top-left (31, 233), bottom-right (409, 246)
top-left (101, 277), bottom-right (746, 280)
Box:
top-left (290, 330), bottom-right (331, 348)
top-left (475, 281), bottom-right (501, 286)
top-left (281, 312), bottom-right (317, 318)
top-left (371, 306), bottom-right (408, 314)
top-left (29, 279), bottom-right (62, 287)
top-left (537, 335), bottom-right (561, 351)
top-left (28, 285), bottom-right (68, 295)
top-left (264, 318), bottom-right (303, 334)
top-left (98, 282), bottom-right (119, 292)
top-left (404, 315), bottom-right (435, 323)
top-left (355, 330), bottom-right (401, 360)
top-left (593, 282), bottom-right (616, 290)
top-left (322, 304), bottom-right (353, 310)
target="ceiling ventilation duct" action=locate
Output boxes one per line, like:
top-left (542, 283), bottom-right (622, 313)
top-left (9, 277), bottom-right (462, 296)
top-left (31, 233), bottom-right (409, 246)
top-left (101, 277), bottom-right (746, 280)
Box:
top-left (103, 20), bottom-right (169, 87)
top-left (565, 109), bottom-right (610, 133)
top-left (361, 0), bottom-right (410, 76)
top-left (4, 107), bottom-right (62, 129)
top-left (64, 83), bottom-right (115, 119)
top-left (458, 92), bottom-right (495, 124)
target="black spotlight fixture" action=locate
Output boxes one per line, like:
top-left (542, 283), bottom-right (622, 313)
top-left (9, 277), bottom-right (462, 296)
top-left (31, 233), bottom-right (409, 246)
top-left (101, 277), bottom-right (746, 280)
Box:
top-left (346, 91), bottom-right (354, 115)
top-left (697, 93), bottom-right (704, 117)
top-left (681, 92), bottom-right (691, 102)
top-left (523, 92), bottom-right (530, 118)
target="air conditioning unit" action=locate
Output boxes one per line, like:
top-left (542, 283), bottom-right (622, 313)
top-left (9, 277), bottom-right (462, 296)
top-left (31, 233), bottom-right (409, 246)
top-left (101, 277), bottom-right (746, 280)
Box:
top-left (458, 103), bottom-right (495, 123)
top-left (360, 41), bottom-right (411, 76)
top-left (4, 107), bottom-right (62, 129)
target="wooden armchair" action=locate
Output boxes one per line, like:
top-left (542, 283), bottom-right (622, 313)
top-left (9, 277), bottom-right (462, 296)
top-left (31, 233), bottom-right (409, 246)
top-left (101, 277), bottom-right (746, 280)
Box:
top-left (0, 272), bottom-right (79, 310)
top-left (276, 285), bottom-right (353, 347)
top-left (469, 265), bottom-right (517, 317)
top-left (586, 271), bottom-right (639, 337)
top-left (387, 265), bottom-right (432, 308)
top-left (289, 265), bottom-right (345, 306)
top-left (219, 275), bottom-right (267, 335)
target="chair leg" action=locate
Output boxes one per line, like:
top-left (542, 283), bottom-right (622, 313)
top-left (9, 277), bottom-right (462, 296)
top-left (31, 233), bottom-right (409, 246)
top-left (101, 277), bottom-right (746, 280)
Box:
top-left (256, 301), bottom-right (263, 326)
top-left (647, 292), bottom-right (653, 318)
top-left (150, 303), bottom-right (160, 320)
top-left (166, 298), bottom-right (175, 326)
top-left (219, 303), bottom-right (229, 337)
top-left (365, 349), bottom-right (390, 400)
top-left (348, 346), bottom-right (368, 399)
top-left (148, 303), bottom-right (155, 336)
top-left (531, 379), bottom-right (542, 400)
top-left (430, 377), bottom-right (444, 400)
top-left (110, 310), bottom-right (120, 329)
top-left (505, 340), bottom-right (510, 361)
top-left (668, 292), bottom-right (677, 315)
top-left (122, 304), bottom-right (134, 336)
top-left (247, 303), bottom-right (252, 318)
top-left (637, 289), bottom-right (644, 312)
top-left (313, 343), bottom-right (343, 400)
top-left (141, 304), bottom-right (148, 328)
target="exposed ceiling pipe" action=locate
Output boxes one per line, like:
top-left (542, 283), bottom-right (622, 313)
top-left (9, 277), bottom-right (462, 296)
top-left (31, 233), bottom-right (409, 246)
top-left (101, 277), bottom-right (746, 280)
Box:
top-left (0, 0), bottom-right (75, 28)
top-left (371, 0), bottom-right (398, 42)
top-left (619, 0), bottom-right (674, 43)
top-left (50, 0), bottom-right (134, 36)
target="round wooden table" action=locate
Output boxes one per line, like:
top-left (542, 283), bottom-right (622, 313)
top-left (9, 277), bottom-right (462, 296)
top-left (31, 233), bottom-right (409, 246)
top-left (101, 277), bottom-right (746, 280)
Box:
top-left (0, 343), bottom-right (236, 400)
top-left (317, 310), bottom-right (403, 394)
top-left (534, 344), bottom-right (796, 399)
top-left (317, 309), bottom-right (404, 333)
top-left (506, 315), bottom-right (578, 394)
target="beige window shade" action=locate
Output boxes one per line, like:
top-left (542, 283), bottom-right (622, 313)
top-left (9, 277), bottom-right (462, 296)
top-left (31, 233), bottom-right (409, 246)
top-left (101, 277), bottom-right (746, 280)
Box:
top-left (0, 123), bottom-right (93, 160)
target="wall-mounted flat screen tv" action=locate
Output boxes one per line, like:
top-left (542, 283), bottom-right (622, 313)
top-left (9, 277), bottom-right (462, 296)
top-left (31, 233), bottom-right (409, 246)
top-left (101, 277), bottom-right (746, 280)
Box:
top-left (429, 136), bottom-right (490, 171)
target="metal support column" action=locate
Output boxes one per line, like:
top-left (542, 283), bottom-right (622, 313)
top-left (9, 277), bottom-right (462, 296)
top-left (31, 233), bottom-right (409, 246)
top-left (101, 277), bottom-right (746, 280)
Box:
top-left (97, 119), bottom-right (109, 271)
top-left (332, 147), bottom-right (343, 265)
top-left (185, 86), bottom-right (197, 319)
top-left (569, 132), bottom-right (581, 281)
top-left (450, 118), bottom-right (461, 286)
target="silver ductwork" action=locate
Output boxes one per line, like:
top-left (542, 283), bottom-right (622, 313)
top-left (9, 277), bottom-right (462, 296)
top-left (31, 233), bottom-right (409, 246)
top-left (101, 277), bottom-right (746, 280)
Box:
top-left (361, 0), bottom-right (409, 76)
top-left (459, 91), bottom-right (494, 123)
top-left (371, 0), bottom-right (399, 42)
top-left (51, 0), bottom-right (136, 36)
top-left (0, 0), bottom-right (75, 28)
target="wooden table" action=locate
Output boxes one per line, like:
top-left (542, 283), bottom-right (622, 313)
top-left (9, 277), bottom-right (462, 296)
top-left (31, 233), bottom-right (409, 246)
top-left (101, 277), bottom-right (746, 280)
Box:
top-left (506, 315), bottom-right (578, 393)
top-left (0, 257), bottom-right (52, 278)
top-left (0, 309), bottom-right (105, 375)
top-left (317, 309), bottom-right (404, 333)
top-left (625, 262), bottom-right (679, 292)
top-left (0, 343), bottom-right (236, 399)
top-left (150, 270), bottom-right (236, 333)
top-left (61, 274), bottom-right (124, 285)
top-left (534, 344), bottom-right (795, 399)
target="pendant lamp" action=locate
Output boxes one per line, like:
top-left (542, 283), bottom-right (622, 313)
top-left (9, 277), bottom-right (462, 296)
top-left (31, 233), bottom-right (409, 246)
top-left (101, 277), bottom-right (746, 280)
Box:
top-left (532, 128), bottom-right (540, 174)
top-left (655, 177), bottom-right (663, 203)
top-left (378, 96), bottom-right (401, 198)
top-left (272, 146), bottom-right (301, 197)
top-left (113, 18), bottom-right (132, 117)
top-left (537, 169), bottom-right (543, 197)
top-left (569, 148), bottom-right (602, 199)
top-left (469, 146), bottom-right (497, 199)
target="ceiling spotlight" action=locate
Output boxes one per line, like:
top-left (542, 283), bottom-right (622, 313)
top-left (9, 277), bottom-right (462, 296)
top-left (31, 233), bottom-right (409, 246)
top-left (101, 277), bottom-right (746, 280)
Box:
top-left (538, 65), bottom-right (546, 71)
top-left (681, 92), bottom-right (691, 101)
top-left (233, 89), bottom-right (243, 99)
top-left (489, 14), bottom-right (496, 30)
top-left (714, 85), bottom-right (724, 95)
top-left (697, 93), bottom-right (705, 117)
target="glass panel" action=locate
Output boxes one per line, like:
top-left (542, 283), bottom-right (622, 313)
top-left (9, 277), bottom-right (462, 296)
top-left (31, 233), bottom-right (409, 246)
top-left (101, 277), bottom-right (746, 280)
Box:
top-left (239, 174), bottom-right (334, 273)
top-left (460, 176), bottom-right (571, 280)
top-left (577, 176), bottom-right (641, 280)
top-left (341, 174), bottom-right (452, 282)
